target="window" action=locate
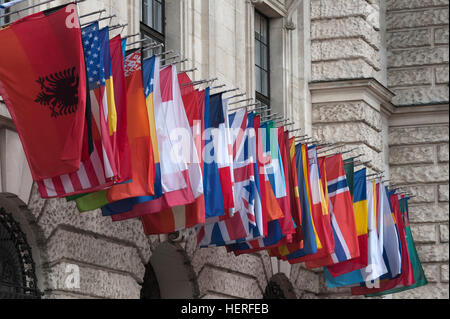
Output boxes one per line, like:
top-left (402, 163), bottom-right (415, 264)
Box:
top-left (255, 10), bottom-right (270, 108)
top-left (0, 0), bottom-right (11, 26)
top-left (141, 0), bottom-right (165, 58)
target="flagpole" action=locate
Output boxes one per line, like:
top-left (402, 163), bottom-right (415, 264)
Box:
top-left (178, 67), bottom-right (198, 74)
top-left (80, 14), bottom-right (116, 27)
top-left (79, 9), bottom-right (106, 19)
top-left (0, 0), bottom-right (55, 19)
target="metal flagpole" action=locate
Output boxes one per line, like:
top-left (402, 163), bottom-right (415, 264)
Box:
top-left (81, 14), bottom-right (116, 27)
top-left (79, 9), bottom-right (106, 19)
top-left (0, 0), bottom-right (56, 19)
top-left (178, 67), bottom-right (198, 74)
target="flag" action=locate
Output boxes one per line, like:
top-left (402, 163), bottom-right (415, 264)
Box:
top-left (259, 122), bottom-right (284, 222)
top-left (202, 89), bottom-right (226, 217)
top-left (109, 35), bottom-right (131, 182)
top-left (351, 191), bottom-right (415, 295)
top-left (344, 158), bottom-right (355, 196)
top-left (363, 195), bottom-right (427, 296)
top-left (306, 154), bottom-right (359, 272)
top-left (322, 168), bottom-right (369, 275)
top-left (0, 0), bottom-right (26, 9)
top-left (103, 51), bottom-right (155, 202)
top-left (324, 179), bottom-right (387, 288)
top-left (197, 109), bottom-right (264, 247)
top-left (0, 4), bottom-right (87, 181)
top-left (107, 63), bottom-right (203, 220)
top-left (139, 75), bottom-right (206, 235)
top-left (277, 143), bottom-right (318, 261)
top-left (35, 21), bottom-right (119, 198)
top-left (209, 93), bottom-right (234, 211)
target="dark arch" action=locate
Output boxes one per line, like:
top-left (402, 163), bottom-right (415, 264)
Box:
top-left (141, 241), bottom-right (199, 299)
top-left (263, 273), bottom-right (297, 299)
top-left (0, 207), bottom-right (41, 298)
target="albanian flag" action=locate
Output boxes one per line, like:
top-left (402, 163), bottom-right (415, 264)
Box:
top-left (0, 4), bottom-right (88, 181)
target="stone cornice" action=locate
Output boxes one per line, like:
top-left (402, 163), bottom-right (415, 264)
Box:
top-left (389, 103), bottom-right (450, 128)
top-left (250, 0), bottom-right (287, 18)
top-left (309, 78), bottom-right (396, 115)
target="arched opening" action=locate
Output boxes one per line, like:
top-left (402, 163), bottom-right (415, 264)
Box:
top-left (0, 207), bottom-right (41, 299)
top-left (141, 241), bottom-right (198, 299)
top-left (263, 273), bottom-right (297, 299)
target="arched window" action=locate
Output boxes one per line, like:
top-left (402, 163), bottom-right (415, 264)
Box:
top-left (0, 208), bottom-right (41, 299)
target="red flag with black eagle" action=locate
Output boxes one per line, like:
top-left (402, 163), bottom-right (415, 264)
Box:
top-left (0, 4), bottom-right (88, 181)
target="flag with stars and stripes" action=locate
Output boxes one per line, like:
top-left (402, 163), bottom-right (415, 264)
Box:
top-left (36, 22), bottom-right (117, 198)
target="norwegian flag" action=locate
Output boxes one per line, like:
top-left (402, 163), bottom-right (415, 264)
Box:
top-left (197, 109), bottom-right (264, 247)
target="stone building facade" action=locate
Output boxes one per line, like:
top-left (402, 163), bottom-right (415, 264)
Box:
top-left (0, 0), bottom-right (448, 299)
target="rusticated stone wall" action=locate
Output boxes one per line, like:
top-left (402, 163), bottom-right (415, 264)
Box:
top-left (386, 0), bottom-right (449, 299)
top-left (310, 0), bottom-right (382, 82)
top-left (386, 0), bottom-right (449, 106)
top-left (388, 121), bottom-right (449, 299)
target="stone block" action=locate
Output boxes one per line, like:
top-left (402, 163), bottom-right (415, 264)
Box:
top-left (387, 47), bottom-right (448, 68)
top-left (400, 184), bottom-right (436, 204)
top-left (392, 283), bottom-right (449, 299)
top-left (311, 16), bottom-right (380, 49)
top-left (391, 85), bottom-right (449, 106)
top-left (435, 65), bottom-right (450, 84)
top-left (292, 267), bottom-right (320, 294)
top-left (312, 59), bottom-right (377, 81)
top-left (386, 0), bottom-right (449, 11)
top-left (197, 266), bottom-right (262, 299)
top-left (440, 224), bottom-right (449, 242)
top-left (311, 38), bottom-right (380, 70)
top-left (387, 9), bottom-right (449, 30)
top-left (387, 29), bottom-right (431, 49)
top-left (423, 264), bottom-right (441, 283)
top-left (390, 164), bottom-right (449, 184)
top-left (410, 224), bottom-right (437, 243)
top-left (46, 228), bottom-right (145, 281)
top-left (438, 144), bottom-right (449, 162)
top-left (312, 101), bottom-right (381, 131)
top-left (441, 264), bottom-right (449, 282)
top-left (439, 184), bottom-right (449, 202)
top-left (416, 244), bottom-right (449, 262)
top-left (47, 262), bottom-right (141, 299)
top-left (408, 203), bottom-right (449, 223)
top-left (389, 125), bottom-right (449, 146)
top-left (191, 247), bottom-right (268, 291)
top-left (35, 198), bottom-right (152, 262)
top-left (434, 27), bottom-right (449, 45)
top-left (387, 67), bottom-right (432, 87)
top-left (389, 145), bottom-right (435, 165)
